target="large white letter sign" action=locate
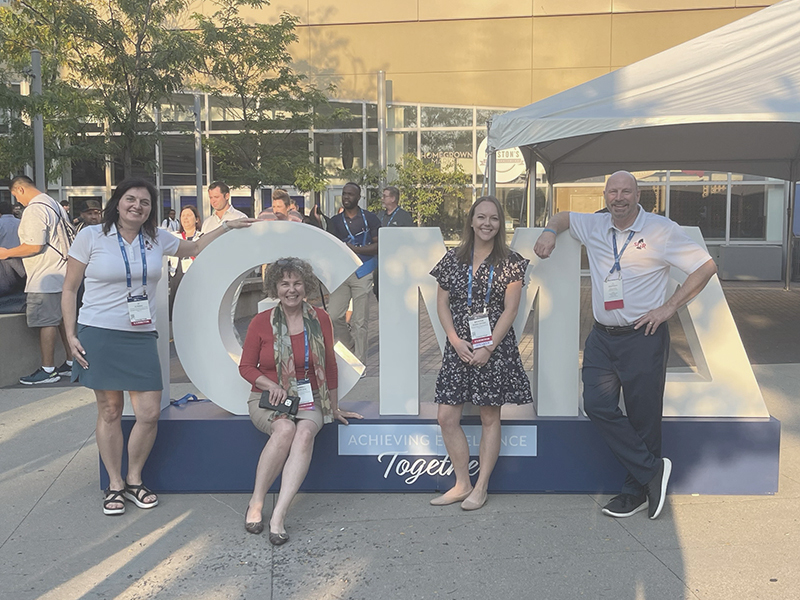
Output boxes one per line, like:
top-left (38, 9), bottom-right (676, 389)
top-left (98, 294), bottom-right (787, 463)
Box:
top-left (378, 228), bottom-right (448, 414)
top-left (661, 228), bottom-right (767, 417)
top-left (173, 221), bottom-right (363, 415)
top-left (509, 229), bottom-right (582, 416)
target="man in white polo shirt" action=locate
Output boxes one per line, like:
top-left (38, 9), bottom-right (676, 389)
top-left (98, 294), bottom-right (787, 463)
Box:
top-left (534, 170), bottom-right (717, 520)
top-left (201, 181), bottom-right (247, 233)
top-left (0, 176), bottom-right (74, 384)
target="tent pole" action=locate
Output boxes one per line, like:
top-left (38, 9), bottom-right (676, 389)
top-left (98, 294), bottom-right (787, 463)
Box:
top-left (785, 174), bottom-right (797, 291)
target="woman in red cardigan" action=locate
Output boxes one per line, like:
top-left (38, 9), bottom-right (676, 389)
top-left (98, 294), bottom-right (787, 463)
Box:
top-left (239, 257), bottom-right (362, 546)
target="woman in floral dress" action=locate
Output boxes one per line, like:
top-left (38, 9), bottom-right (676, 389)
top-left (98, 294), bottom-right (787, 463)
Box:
top-left (429, 196), bottom-right (533, 510)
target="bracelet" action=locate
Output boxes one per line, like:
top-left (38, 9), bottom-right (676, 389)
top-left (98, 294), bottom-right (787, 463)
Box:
top-left (221, 220), bottom-right (231, 232)
top-left (543, 227), bottom-right (557, 235)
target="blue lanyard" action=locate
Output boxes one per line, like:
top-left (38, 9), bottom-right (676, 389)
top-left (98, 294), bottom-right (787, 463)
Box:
top-left (609, 230), bottom-right (635, 276)
top-left (467, 253), bottom-right (494, 311)
top-left (117, 231), bottom-right (147, 295)
top-left (384, 208), bottom-right (398, 227)
top-left (303, 328), bottom-right (310, 377)
top-left (343, 209), bottom-right (369, 245)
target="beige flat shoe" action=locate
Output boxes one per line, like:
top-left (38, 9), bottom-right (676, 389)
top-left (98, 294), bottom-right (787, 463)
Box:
top-left (461, 493), bottom-right (487, 511)
top-left (430, 489), bottom-right (472, 506)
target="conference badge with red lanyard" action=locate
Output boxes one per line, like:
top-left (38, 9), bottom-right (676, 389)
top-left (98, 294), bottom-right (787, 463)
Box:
top-left (603, 229), bottom-right (635, 311)
top-left (117, 231), bottom-right (152, 326)
top-left (467, 254), bottom-right (494, 349)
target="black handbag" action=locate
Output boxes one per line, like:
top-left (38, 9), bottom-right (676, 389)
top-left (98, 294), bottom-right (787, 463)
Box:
top-left (259, 392), bottom-right (300, 416)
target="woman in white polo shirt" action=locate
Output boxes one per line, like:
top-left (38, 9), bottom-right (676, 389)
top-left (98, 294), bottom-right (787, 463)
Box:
top-left (62, 179), bottom-right (251, 516)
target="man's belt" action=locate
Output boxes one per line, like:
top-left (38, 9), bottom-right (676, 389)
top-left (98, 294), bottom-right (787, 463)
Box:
top-left (593, 321), bottom-right (638, 336)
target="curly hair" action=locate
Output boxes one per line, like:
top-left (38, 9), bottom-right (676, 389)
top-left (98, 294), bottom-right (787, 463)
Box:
top-left (264, 257), bottom-right (319, 299)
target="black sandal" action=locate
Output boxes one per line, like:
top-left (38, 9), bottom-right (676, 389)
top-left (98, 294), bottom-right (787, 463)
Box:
top-left (103, 488), bottom-right (126, 516)
top-left (123, 482), bottom-right (159, 509)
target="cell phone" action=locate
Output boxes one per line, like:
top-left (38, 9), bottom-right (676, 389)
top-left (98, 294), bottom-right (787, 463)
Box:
top-left (258, 393), bottom-right (300, 416)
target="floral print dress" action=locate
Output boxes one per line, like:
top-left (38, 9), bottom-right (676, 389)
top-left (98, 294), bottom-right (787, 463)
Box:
top-left (430, 249), bottom-right (534, 406)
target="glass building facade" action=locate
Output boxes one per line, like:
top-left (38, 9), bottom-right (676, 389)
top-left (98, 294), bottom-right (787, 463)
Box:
top-left (4, 95), bottom-right (790, 277)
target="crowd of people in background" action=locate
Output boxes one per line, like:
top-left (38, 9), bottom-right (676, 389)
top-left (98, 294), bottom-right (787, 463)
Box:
top-left (0, 178), bottom-right (416, 385)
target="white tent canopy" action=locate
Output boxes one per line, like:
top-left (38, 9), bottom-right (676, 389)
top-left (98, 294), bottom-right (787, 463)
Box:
top-left (487, 0), bottom-right (800, 185)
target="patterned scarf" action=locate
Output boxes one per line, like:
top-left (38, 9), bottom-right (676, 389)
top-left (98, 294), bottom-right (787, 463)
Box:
top-left (271, 301), bottom-right (333, 423)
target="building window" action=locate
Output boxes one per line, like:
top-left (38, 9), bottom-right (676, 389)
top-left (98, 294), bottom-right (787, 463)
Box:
top-left (667, 184), bottom-right (727, 240)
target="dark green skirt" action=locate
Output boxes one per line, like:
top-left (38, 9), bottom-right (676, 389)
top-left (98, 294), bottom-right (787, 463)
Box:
top-left (72, 325), bottom-right (162, 391)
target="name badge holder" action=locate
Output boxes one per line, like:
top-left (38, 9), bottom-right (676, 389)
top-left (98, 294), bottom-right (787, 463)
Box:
top-left (343, 209), bottom-right (377, 278)
top-left (297, 329), bottom-right (315, 411)
top-left (467, 257), bottom-right (495, 349)
top-left (603, 230), bottom-right (635, 311)
top-left (118, 231), bottom-right (152, 326)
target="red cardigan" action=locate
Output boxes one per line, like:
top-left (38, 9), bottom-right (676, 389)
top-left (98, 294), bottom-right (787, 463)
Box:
top-left (239, 306), bottom-right (338, 393)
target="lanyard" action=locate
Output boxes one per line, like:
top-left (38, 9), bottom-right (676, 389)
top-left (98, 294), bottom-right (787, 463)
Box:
top-left (117, 231), bottom-right (147, 296)
top-left (343, 209), bottom-right (369, 245)
top-left (609, 230), bottom-right (635, 276)
top-left (303, 328), bottom-right (310, 378)
top-left (467, 252), bottom-right (494, 311)
top-left (384, 208), bottom-right (398, 227)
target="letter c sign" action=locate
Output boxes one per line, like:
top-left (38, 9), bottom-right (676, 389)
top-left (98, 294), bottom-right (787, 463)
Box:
top-left (173, 221), bottom-right (364, 415)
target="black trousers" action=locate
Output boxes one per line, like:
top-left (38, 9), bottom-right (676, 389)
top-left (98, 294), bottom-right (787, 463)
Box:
top-left (582, 324), bottom-right (670, 496)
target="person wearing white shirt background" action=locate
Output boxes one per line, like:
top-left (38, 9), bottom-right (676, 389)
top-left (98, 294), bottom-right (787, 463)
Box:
top-left (62, 178), bottom-right (253, 516)
top-left (1, 176), bottom-right (74, 385)
top-left (201, 181), bottom-right (247, 233)
top-left (160, 209), bottom-right (179, 232)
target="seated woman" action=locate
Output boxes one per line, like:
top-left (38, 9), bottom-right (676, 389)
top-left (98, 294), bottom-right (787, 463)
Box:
top-left (239, 257), bottom-right (362, 545)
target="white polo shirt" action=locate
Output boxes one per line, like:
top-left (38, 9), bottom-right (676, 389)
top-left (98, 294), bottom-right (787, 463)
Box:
top-left (69, 224), bottom-right (181, 332)
top-left (201, 204), bottom-right (247, 233)
top-left (570, 207), bottom-right (712, 326)
top-left (18, 194), bottom-right (72, 293)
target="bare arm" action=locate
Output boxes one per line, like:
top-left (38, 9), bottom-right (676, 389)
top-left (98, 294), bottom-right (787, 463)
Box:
top-left (0, 243), bottom-right (43, 260)
top-left (437, 285), bottom-right (473, 363)
top-left (62, 257), bottom-right (89, 369)
top-left (533, 211), bottom-right (571, 259)
top-left (635, 258), bottom-right (718, 335)
top-left (470, 279), bottom-right (523, 367)
top-left (174, 217), bottom-right (254, 258)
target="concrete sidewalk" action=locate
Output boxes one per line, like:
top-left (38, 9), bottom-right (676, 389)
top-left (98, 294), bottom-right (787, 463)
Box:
top-left (1, 284), bottom-right (799, 599)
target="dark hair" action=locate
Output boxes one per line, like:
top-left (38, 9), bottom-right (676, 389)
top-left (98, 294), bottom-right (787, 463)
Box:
top-left (178, 204), bottom-right (201, 233)
top-left (263, 257), bottom-right (319, 299)
top-left (383, 186), bottom-right (400, 203)
top-left (102, 179), bottom-right (159, 240)
top-left (455, 196), bottom-right (509, 266)
top-left (209, 180), bottom-right (230, 196)
top-left (0, 199), bottom-right (13, 215)
top-left (10, 175), bottom-right (34, 189)
top-left (272, 189), bottom-right (291, 204)
top-left (344, 181), bottom-right (361, 193)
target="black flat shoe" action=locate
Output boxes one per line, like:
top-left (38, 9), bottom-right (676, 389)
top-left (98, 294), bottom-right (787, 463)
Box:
top-left (268, 531), bottom-right (289, 546)
top-left (245, 519), bottom-right (264, 534)
top-left (245, 505), bottom-right (263, 534)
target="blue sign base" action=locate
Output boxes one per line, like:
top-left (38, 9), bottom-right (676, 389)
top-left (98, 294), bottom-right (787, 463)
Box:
top-left (101, 401), bottom-right (780, 495)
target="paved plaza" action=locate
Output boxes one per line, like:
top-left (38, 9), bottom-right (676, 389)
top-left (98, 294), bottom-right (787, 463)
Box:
top-left (1, 282), bottom-right (799, 599)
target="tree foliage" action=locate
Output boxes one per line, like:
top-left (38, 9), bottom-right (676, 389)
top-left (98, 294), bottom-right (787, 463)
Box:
top-left (0, 0), bottom-right (103, 179)
top-left (390, 154), bottom-right (470, 226)
top-left (194, 0), bottom-right (330, 199)
top-left (66, 0), bottom-right (199, 178)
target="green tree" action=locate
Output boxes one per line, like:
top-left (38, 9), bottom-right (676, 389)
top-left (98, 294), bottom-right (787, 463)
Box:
top-left (390, 153), bottom-right (470, 226)
top-left (0, 0), bottom-right (103, 181)
top-left (194, 0), bottom-right (331, 200)
top-left (66, 0), bottom-right (199, 179)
